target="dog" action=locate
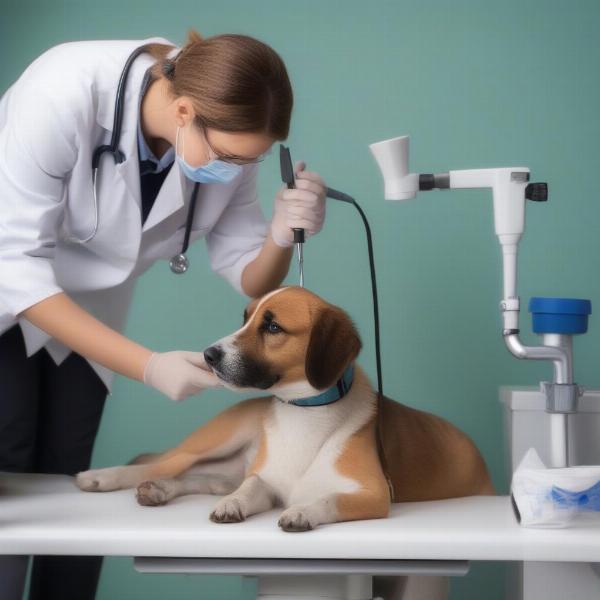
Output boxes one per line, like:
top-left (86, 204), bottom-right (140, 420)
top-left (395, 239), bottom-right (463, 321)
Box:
top-left (76, 286), bottom-right (493, 597)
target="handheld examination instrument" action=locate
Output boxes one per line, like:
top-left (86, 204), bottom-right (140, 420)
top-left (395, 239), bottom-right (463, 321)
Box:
top-left (71, 44), bottom-right (200, 275)
top-left (279, 145), bottom-right (305, 287)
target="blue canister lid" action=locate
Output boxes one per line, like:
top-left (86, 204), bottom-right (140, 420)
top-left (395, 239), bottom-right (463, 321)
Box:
top-left (529, 297), bottom-right (592, 335)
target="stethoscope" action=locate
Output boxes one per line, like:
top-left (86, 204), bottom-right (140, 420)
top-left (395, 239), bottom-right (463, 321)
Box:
top-left (73, 45), bottom-right (197, 274)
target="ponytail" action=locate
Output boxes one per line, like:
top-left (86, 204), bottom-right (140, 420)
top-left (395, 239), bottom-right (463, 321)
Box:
top-left (142, 30), bottom-right (293, 140)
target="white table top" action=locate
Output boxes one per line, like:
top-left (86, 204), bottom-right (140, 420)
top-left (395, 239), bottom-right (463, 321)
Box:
top-left (2, 472), bottom-right (600, 562)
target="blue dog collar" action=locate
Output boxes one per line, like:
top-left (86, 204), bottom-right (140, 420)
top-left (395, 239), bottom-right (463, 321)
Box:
top-left (286, 364), bottom-right (355, 407)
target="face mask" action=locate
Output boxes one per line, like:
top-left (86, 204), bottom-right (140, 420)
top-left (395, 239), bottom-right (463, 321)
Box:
top-left (175, 126), bottom-right (243, 184)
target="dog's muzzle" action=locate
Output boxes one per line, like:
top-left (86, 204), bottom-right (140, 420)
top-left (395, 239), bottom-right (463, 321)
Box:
top-left (203, 344), bottom-right (280, 390)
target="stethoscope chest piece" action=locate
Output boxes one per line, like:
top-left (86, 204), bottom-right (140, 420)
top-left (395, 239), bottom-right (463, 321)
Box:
top-left (168, 181), bottom-right (200, 274)
top-left (169, 253), bottom-right (189, 274)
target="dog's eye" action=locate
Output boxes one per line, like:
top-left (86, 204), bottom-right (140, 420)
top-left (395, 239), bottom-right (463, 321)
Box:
top-left (266, 321), bottom-right (282, 334)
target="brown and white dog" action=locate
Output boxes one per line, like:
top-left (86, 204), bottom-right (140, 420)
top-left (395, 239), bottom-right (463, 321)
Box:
top-left (76, 286), bottom-right (494, 533)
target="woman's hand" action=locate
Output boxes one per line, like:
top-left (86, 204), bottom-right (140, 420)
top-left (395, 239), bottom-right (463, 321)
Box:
top-left (143, 350), bottom-right (223, 401)
top-left (270, 161), bottom-right (327, 248)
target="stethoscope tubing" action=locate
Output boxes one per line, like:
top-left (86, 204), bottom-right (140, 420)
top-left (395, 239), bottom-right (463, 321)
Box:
top-left (68, 44), bottom-right (197, 274)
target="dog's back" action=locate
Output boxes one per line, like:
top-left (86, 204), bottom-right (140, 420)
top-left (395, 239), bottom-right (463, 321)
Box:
top-left (380, 396), bottom-right (495, 501)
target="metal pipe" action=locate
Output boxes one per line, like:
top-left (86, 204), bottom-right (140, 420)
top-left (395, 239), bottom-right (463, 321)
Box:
top-left (549, 412), bottom-right (569, 467)
top-left (500, 242), bottom-right (573, 385)
top-left (503, 333), bottom-right (572, 384)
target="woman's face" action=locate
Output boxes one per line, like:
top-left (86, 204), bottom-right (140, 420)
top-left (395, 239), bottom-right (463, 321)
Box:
top-left (178, 122), bottom-right (275, 168)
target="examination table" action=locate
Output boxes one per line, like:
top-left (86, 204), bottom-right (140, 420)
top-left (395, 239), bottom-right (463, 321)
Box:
top-left (1, 472), bottom-right (599, 600)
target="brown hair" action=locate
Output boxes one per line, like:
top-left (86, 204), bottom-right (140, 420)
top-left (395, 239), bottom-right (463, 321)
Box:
top-left (143, 30), bottom-right (293, 139)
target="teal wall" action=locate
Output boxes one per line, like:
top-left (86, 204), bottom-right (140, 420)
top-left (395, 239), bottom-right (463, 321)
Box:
top-left (3, 1), bottom-right (600, 598)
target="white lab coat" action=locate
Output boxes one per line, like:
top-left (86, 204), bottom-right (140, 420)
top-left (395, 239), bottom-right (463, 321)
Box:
top-left (0, 38), bottom-right (269, 391)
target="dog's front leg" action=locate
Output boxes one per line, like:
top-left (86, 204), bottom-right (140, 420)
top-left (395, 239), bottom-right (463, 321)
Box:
top-left (210, 474), bottom-right (276, 523)
top-left (278, 489), bottom-right (389, 532)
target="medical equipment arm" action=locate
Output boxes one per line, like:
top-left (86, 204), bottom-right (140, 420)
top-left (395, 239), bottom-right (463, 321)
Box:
top-left (369, 135), bottom-right (583, 470)
top-left (368, 135), bottom-right (572, 382)
top-left (20, 293), bottom-right (221, 399)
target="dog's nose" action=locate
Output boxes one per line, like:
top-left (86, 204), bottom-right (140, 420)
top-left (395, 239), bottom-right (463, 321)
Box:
top-left (204, 345), bottom-right (224, 367)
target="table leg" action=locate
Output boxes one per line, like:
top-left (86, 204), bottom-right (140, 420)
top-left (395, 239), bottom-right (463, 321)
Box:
top-left (252, 574), bottom-right (372, 600)
top-left (509, 562), bottom-right (600, 600)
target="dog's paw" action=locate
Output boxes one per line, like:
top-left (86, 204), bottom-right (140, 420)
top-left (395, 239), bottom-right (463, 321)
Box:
top-left (76, 468), bottom-right (121, 492)
top-left (209, 496), bottom-right (247, 523)
top-left (278, 506), bottom-right (316, 532)
top-left (136, 480), bottom-right (169, 506)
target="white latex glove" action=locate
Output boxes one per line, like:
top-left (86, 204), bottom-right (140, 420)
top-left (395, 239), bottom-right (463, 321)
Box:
top-left (270, 161), bottom-right (327, 248)
top-left (143, 351), bottom-right (223, 401)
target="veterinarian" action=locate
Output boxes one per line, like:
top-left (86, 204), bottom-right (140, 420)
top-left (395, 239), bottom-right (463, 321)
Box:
top-left (0, 31), bottom-right (327, 599)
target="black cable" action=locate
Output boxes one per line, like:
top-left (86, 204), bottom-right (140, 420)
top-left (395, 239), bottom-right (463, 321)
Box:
top-left (325, 186), bottom-right (383, 398)
top-left (182, 182), bottom-right (200, 255)
top-left (325, 185), bottom-right (393, 502)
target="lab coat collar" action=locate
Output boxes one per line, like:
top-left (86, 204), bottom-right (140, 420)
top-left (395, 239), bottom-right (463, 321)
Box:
top-left (96, 41), bottom-right (185, 228)
top-left (141, 162), bottom-right (188, 231)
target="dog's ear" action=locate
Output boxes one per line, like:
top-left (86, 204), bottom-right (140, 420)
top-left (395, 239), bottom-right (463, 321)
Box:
top-left (305, 306), bottom-right (362, 390)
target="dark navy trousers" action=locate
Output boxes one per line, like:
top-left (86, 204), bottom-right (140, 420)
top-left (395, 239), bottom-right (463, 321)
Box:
top-left (0, 324), bottom-right (107, 600)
